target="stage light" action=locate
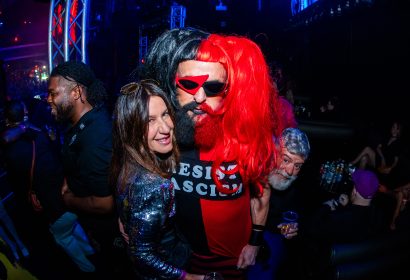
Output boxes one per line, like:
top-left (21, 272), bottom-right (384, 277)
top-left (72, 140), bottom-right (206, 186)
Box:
top-left (215, 1), bottom-right (227, 11)
top-left (337, 4), bottom-right (342, 15)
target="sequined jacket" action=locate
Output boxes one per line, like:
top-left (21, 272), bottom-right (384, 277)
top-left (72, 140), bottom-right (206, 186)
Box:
top-left (116, 166), bottom-right (183, 280)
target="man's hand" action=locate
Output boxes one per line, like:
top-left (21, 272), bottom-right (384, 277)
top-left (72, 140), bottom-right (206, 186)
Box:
top-left (61, 178), bottom-right (69, 195)
top-left (338, 193), bottom-right (349, 206)
top-left (237, 244), bottom-right (259, 269)
top-left (277, 222), bottom-right (298, 239)
top-left (185, 273), bottom-right (206, 280)
top-left (63, 193), bottom-right (114, 214)
top-left (61, 177), bottom-right (114, 213)
top-left (118, 218), bottom-right (129, 244)
top-left (323, 199), bottom-right (338, 211)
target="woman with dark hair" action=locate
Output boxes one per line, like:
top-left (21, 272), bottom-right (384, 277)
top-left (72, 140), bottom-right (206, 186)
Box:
top-left (111, 80), bottom-right (203, 280)
top-left (351, 120), bottom-right (403, 174)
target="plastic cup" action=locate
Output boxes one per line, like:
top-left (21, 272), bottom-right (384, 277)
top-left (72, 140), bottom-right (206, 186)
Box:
top-left (280, 210), bottom-right (299, 235)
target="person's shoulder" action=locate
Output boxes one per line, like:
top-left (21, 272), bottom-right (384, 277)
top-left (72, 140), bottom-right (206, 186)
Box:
top-left (87, 108), bottom-right (112, 130)
top-left (134, 167), bottom-right (169, 188)
top-left (84, 121), bottom-right (111, 142)
top-left (129, 169), bottom-right (171, 200)
top-left (79, 109), bottom-right (112, 144)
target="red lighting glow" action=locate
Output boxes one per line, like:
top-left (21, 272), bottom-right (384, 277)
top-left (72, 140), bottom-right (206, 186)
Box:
top-left (69, 0), bottom-right (79, 45)
top-left (52, 3), bottom-right (64, 38)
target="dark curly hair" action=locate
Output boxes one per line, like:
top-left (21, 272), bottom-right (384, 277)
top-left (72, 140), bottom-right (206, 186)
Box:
top-left (50, 61), bottom-right (107, 107)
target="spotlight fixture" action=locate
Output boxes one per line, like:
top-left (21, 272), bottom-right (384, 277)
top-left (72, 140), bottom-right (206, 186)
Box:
top-left (215, 0), bottom-right (227, 11)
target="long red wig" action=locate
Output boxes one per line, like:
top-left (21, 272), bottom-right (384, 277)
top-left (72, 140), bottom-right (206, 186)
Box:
top-left (196, 34), bottom-right (287, 195)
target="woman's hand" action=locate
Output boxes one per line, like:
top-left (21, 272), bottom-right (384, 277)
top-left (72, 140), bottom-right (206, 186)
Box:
top-left (185, 273), bottom-right (206, 280)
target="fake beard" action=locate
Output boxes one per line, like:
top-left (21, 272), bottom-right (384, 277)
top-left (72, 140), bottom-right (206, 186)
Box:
top-left (175, 101), bottom-right (222, 150)
top-left (194, 110), bottom-right (222, 150)
top-left (175, 102), bottom-right (195, 149)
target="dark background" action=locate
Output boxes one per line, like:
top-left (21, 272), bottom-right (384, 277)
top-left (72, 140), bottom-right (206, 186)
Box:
top-left (1, 0), bottom-right (409, 131)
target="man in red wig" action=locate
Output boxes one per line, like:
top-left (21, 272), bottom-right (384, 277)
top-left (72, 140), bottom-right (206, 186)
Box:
top-left (141, 28), bottom-right (291, 279)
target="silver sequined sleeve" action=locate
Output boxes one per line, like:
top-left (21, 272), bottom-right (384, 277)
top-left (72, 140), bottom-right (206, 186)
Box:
top-left (117, 169), bottom-right (183, 280)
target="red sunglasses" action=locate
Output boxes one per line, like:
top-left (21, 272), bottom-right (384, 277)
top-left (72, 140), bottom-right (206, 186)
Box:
top-left (175, 74), bottom-right (227, 97)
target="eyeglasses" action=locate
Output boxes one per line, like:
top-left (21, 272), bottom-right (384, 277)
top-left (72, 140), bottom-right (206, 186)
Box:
top-left (175, 74), bottom-right (227, 97)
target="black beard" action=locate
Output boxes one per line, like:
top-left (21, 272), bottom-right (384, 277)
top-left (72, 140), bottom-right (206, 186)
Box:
top-left (175, 102), bottom-right (196, 149)
top-left (55, 103), bottom-right (74, 123)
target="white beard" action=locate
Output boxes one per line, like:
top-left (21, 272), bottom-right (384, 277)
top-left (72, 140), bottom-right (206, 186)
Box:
top-left (268, 170), bottom-right (297, 191)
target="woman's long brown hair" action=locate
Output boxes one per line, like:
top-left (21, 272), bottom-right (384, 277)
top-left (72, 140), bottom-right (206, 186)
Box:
top-left (110, 80), bottom-right (179, 193)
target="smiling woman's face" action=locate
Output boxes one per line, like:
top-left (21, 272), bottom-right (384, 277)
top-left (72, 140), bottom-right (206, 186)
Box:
top-left (147, 96), bottom-right (174, 154)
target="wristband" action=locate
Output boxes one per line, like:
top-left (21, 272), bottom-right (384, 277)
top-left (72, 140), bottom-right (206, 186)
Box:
top-left (252, 224), bottom-right (265, 231)
top-left (179, 270), bottom-right (187, 280)
top-left (249, 228), bottom-right (264, 246)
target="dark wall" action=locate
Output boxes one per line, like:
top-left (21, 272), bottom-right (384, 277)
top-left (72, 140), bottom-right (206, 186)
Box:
top-left (84, 0), bottom-right (408, 131)
top-left (278, 0), bottom-right (410, 128)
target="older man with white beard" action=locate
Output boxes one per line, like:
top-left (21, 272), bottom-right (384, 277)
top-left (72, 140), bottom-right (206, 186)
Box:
top-left (248, 127), bottom-right (310, 280)
top-left (268, 128), bottom-right (310, 192)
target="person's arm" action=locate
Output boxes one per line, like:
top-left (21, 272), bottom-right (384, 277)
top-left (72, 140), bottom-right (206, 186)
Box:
top-left (376, 144), bottom-right (385, 163)
top-left (390, 190), bottom-right (403, 230)
top-left (184, 274), bottom-right (204, 280)
top-left (62, 189), bottom-right (114, 214)
top-left (126, 177), bottom-right (204, 280)
top-left (250, 183), bottom-right (271, 227)
top-left (323, 193), bottom-right (348, 210)
top-left (379, 156), bottom-right (399, 174)
top-left (376, 143), bottom-right (382, 153)
top-left (390, 156), bottom-right (399, 169)
top-left (237, 183), bottom-right (271, 269)
top-left (0, 123), bottom-right (40, 143)
top-left (1, 126), bottom-right (25, 143)
top-left (118, 216), bottom-right (203, 280)
top-left (64, 131), bottom-right (113, 213)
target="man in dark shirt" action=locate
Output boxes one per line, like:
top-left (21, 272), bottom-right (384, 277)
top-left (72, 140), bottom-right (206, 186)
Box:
top-left (248, 127), bottom-right (310, 280)
top-left (47, 61), bottom-right (130, 278)
top-left (306, 169), bottom-right (380, 243)
top-left (302, 169), bottom-right (382, 278)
